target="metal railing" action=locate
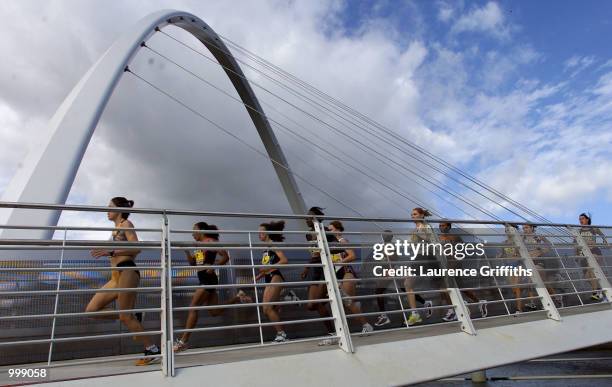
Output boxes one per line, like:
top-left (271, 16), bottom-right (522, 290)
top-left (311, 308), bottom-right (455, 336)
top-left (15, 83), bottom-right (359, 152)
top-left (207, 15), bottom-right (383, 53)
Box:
top-left (0, 201), bottom-right (610, 379)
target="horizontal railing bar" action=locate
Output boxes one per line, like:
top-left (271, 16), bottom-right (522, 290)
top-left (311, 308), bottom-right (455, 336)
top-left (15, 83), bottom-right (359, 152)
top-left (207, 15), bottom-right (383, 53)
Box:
top-left (1, 287), bottom-right (162, 296)
top-left (0, 239), bottom-right (161, 247)
top-left (554, 289), bottom-right (606, 297)
top-left (173, 281), bottom-right (326, 290)
top-left (0, 246), bottom-right (161, 251)
top-left (171, 229), bottom-right (316, 235)
top-left (475, 309), bottom-right (546, 321)
top-left (346, 304), bottom-right (452, 318)
top-left (0, 307), bottom-right (161, 321)
top-left (173, 298), bottom-right (330, 311)
top-left (0, 266), bottom-right (162, 272)
top-left (171, 263), bottom-right (323, 270)
top-left (542, 278), bottom-right (593, 286)
top-left (0, 224), bottom-right (161, 232)
top-left (174, 316), bottom-right (335, 334)
top-left (0, 330), bottom-right (162, 346)
top-left (349, 320), bottom-right (460, 336)
top-left (341, 288), bottom-right (449, 301)
top-left (1, 201), bottom-right (610, 228)
top-left (464, 296), bottom-right (541, 307)
top-left (171, 246), bottom-right (318, 251)
top-left (538, 267), bottom-right (588, 272)
top-left (458, 283), bottom-right (537, 292)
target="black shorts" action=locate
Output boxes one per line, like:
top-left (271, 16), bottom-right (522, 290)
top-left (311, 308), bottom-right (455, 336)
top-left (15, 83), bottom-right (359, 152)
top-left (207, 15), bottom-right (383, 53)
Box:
top-left (305, 266), bottom-right (324, 282)
top-left (265, 270), bottom-right (284, 283)
top-left (335, 266), bottom-right (357, 280)
top-left (116, 260), bottom-right (140, 277)
top-left (197, 270), bottom-right (219, 293)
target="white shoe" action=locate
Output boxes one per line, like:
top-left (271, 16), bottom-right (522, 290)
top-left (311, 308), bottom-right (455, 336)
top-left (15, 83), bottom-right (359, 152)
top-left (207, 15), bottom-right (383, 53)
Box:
top-left (273, 331), bottom-right (287, 343)
top-left (374, 314), bottom-right (391, 327)
top-left (284, 290), bottom-right (300, 302)
top-left (525, 301), bottom-right (538, 310)
top-left (317, 332), bottom-right (338, 346)
top-left (442, 308), bottom-right (456, 322)
top-left (479, 300), bottom-right (488, 318)
top-left (424, 300), bottom-right (433, 319)
top-left (360, 323), bottom-right (374, 336)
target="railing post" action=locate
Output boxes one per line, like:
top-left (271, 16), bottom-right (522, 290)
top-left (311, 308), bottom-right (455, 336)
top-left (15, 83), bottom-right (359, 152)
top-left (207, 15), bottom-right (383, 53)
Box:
top-left (47, 227), bottom-right (67, 365)
top-left (428, 229), bottom-right (476, 335)
top-left (313, 220), bottom-right (354, 353)
top-left (570, 226), bottom-right (612, 303)
top-left (509, 226), bottom-right (561, 321)
top-left (248, 232), bottom-right (265, 345)
top-left (160, 214), bottom-right (175, 376)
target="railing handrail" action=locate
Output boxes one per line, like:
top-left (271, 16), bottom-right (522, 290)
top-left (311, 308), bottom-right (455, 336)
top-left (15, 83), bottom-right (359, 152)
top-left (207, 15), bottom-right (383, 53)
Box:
top-left (1, 201), bottom-right (610, 229)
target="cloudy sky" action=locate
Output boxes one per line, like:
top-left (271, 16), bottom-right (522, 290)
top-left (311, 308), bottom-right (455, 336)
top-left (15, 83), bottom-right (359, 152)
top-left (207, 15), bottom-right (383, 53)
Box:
top-left (0, 0), bottom-right (611, 234)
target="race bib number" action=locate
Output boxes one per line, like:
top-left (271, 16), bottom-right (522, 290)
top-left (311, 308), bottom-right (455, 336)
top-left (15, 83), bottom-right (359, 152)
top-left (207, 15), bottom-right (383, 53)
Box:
top-left (194, 250), bottom-right (205, 266)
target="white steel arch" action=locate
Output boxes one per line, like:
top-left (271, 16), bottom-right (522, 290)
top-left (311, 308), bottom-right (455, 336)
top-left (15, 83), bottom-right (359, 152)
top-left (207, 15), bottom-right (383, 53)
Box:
top-left (0, 10), bottom-right (306, 239)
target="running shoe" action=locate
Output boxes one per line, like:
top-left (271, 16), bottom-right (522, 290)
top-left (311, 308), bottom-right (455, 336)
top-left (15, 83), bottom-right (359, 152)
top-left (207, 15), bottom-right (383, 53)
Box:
top-left (237, 290), bottom-right (252, 304)
top-left (591, 291), bottom-right (603, 302)
top-left (273, 331), bottom-right (287, 343)
top-left (283, 290), bottom-right (300, 302)
top-left (360, 323), bottom-right (374, 336)
top-left (479, 300), bottom-right (488, 318)
top-left (374, 314), bottom-right (391, 327)
top-left (173, 339), bottom-right (188, 353)
top-left (406, 312), bottom-right (422, 326)
top-left (317, 332), bottom-right (338, 346)
top-left (424, 300), bottom-right (433, 319)
top-left (554, 295), bottom-right (564, 308)
top-left (525, 301), bottom-right (538, 310)
top-left (135, 345), bottom-right (161, 366)
top-left (442, 308), bottom-right (456, 322)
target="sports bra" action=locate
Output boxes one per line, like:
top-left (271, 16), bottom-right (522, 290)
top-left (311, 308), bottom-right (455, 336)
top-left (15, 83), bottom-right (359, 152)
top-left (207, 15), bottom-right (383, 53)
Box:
top-left (111, 220), bottom-right (128, 242)
top-left (262, 250), bottom-right (280, 266)
top-left (329, 235), bottom-right (347, 263)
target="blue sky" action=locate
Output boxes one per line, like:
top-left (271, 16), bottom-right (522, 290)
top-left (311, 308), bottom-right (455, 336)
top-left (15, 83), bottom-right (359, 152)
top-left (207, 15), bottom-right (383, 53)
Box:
top-left (0, 0), bottom-right (610, 231)
top-left (331, 0), bottom-right (612, 225)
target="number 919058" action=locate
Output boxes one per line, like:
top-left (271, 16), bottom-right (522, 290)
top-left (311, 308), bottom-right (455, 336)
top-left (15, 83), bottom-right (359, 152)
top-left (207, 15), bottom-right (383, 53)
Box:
top-left (8, 368), bottom-right (47, 378)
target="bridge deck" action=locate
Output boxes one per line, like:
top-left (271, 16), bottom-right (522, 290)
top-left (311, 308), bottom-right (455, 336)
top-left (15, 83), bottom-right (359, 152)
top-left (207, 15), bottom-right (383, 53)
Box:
top-left (2, 304), bottom-right (611, 386)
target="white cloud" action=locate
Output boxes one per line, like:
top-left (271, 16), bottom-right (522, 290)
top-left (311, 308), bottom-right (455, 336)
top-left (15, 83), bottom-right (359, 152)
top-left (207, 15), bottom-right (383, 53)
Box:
top-left (437, 2), bottom-right (454, 22)
top-left (451, 2), bottom-right (509, 39)
top-left (564, 55), bottom-right (596, 77)
top-left (0, 0), bottom-right (610, 230)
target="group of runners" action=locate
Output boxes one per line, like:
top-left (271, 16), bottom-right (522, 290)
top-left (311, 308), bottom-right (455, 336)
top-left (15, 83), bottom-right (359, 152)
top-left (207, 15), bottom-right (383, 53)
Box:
top-left (85, 197), bottom-right (609, 365)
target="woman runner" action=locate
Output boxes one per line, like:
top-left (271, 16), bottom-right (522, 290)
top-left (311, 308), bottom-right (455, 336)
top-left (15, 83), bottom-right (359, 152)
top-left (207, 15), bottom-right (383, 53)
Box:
top-left (328, 220), bottom-right (374, 335)
top-left (255, 220), bottom-right (289, 343)
top-left (86, 197), bottom-right (160, 366)
top-left (301, 207), bottom-right (335, 336)
top-left (576, 212), bottom-right (609, 301)
top-left (173, 222), bottom-right (247, 352)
